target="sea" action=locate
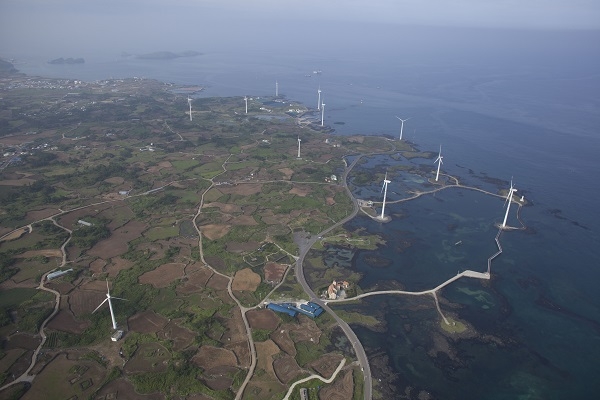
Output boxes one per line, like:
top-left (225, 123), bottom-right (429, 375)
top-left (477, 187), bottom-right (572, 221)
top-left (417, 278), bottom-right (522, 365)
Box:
top-left (6, 24), bottom-right (600, 399)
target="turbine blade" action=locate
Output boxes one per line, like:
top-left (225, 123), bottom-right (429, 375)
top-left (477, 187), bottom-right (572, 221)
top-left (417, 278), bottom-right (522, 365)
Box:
top-left (112, 297), bottom-right (128, 301)
top-left (93, 298), bottom-right (108, 314)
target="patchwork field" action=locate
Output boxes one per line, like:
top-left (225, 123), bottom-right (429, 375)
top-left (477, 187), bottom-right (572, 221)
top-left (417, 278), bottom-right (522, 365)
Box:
top-left (0, 75), bottom-right (394, 400)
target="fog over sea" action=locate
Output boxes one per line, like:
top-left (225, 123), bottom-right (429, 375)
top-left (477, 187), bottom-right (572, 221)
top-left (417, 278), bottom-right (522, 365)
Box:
top-left (9, 24), bottom-right (600, 399)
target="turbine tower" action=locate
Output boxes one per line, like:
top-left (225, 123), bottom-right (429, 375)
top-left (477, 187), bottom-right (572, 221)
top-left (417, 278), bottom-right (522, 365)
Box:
top-left (395, 116), bottom-right (410, 141)
top-left (93, 280), bottom-right (126, 330)
top-left (244, 95), bottom-right (248, 114)
top-left (434, 145), bottom-right (443, 182)
top-left (502, 179), bottom-right (517, 228)
top-left (297, 136), bottom-right (301, 158)
top-left (275, 80), bottom-right (279, 97)
top-left (321, 100), bottom-right (326, 126)
top-left (380, 172), bottom-right (391, 220)
top-left (187, 97), bottom-right (193, 121)
top-left (317, 86), bottom-right (321, 110)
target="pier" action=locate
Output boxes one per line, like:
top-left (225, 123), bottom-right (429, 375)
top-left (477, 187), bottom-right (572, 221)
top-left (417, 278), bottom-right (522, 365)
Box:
top-left (327, 225), bottom-right (507, 325)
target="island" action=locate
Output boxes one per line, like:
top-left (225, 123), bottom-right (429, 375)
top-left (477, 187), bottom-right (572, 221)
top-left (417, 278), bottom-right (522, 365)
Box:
top-left (47, 57), bottom-right (85, 65)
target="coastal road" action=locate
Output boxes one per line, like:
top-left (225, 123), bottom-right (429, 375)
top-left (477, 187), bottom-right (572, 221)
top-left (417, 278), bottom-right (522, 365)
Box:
top-left (294, 154), bottom-right (373, 400)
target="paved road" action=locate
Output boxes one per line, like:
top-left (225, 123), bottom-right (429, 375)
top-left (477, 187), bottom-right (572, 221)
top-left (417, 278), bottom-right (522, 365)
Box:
top-left (294, 154), bottom-right (373, 400)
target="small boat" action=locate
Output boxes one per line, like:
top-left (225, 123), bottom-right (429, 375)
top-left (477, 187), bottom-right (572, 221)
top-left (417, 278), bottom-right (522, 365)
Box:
top-left (455, 240), bottom-right (462, 246)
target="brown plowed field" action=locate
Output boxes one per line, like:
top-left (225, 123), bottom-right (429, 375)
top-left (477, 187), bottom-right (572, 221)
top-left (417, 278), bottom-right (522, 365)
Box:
top-left (287, 316), bottom-right (322, 343)
top-left (289, 186), bottom-right (312, 196)
top-left (225, 340), bottom-right (251, 368)
top-left (318, 369), bottom-right (354, 400)
top-left (157, 320), bottom-right (195, 351)
top-left (128, 311), bottom-right (168, 333)
top-left (105, 257), bottom-right (133, 277)
top-left (270, 328), bottom-right (296, 356)
top-left (232, 268), bottom-right (261, 291)
top-left (89, 258), bottom-right (107, 275)
top-left (186, 266), bottom-right (214, 286)
top-left (218, 183), bottom-right (263, 195)
top-left (206, 274), bottom-right (229, 290)
top-left (308, 353), bottom-right (345, 379)
top-left (273, 355), bottom-right (302, 384)
top-left (47, 309), bottom-right (90, 334)
top-left (201, 224), bottom-right (230, 240)
top-left (192, 346), bottom-right (238, 370)
top-left (88, 220), bottom-right (147, 259)
top-left (68, 290), bottom-right (106, 317)
top-left (203, 202), bottom-right (242, 213)
top-left (264, 262), bottom-right (286, 283)
top-left (230, 215), bottom-right (258, 225)
top-left (138, 262), bottom-right (185, 288)
top-left (246, 309), bottom-right (280, 331)
top-left (255, 339), bottom-right (280, 378)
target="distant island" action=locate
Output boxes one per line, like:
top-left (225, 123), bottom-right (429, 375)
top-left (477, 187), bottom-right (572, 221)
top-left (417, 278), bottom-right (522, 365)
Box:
top-left (0, 58), bottom-right (19, 77)
top-left (48, 57), bottom-right (85, 65)
top-left (135, 51), bottom-right (202, 60)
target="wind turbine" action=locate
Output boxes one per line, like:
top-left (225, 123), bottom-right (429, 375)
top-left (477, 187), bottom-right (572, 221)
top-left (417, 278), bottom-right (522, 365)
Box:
top-left (187, 97), bottom-right (193, 121)
top-left (395, 116), bottom-right (410, 141)
top-left (244, 95), bottom-right (248, 114)
top-left (297, 135), bottom-right (302, 158)
top-left (275, 80), bottom-right (279, 97)
top-left (93, 280), bottom-right (126, 330)
top-left (321, 100), bottom-right (326, 126)
top-left (380, 172), bottom-right (391, 220)
top-left (502, 179), bottom-right (517, 228)
top-left (317, 86), bottom-right (321, 110)
top-left (434, 145), bottom-right (443, 182)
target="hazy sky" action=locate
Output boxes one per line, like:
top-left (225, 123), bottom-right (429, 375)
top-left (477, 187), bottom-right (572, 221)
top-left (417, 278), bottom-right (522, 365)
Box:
top-left (1, 0), bottom-right (599, 58)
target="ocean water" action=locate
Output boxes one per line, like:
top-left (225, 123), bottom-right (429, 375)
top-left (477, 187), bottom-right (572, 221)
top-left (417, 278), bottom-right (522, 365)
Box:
top-left (8, 25), bottom-right (600, 399)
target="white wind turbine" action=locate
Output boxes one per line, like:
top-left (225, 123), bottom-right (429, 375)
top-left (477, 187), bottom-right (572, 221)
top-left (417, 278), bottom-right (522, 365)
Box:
top-left (502, 179), bottom-right (517, 228)
top-left (297, 135), bottom-right (302, 158)
top-left (187, 96), bottom-right (193, 121)
top-left (244, 95), bottom-right (248, 114)
top-left (275, 80), bottom-right (279, 97)
top-left (380, 172), bottom-right (391, 220)
top-left (321, 100), bottom-right (326, 126)
top-left (93, 280), bottom-right (127, 330)
top-left (395, 116), bottom-right (410, 141)
top-left (434, 145), bottom-right (443, 182)
top-left (317, 86), bottom-right (321, 110)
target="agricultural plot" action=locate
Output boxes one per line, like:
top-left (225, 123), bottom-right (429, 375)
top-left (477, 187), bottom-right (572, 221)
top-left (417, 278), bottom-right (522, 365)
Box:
top-left (0, 73), bottom-right (393, 400)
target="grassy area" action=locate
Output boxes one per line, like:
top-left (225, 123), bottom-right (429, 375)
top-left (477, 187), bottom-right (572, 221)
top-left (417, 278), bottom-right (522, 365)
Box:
top-left (440, 317), bottom-right (467, 333)
top-left (330, 310), bottom-right (380, 328)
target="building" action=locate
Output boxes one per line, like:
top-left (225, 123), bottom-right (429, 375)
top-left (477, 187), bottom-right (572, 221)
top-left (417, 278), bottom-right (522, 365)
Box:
top-left (111, 330), bottom-right (124, 342)
top-left (300, 388), bottom-right (308, 400)
top-left (327, 280), bottom-right (350, 300)
top-left (47, 268), bottom-right (73, 281)
top-left (77, 220), bottom-right (92, 227)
